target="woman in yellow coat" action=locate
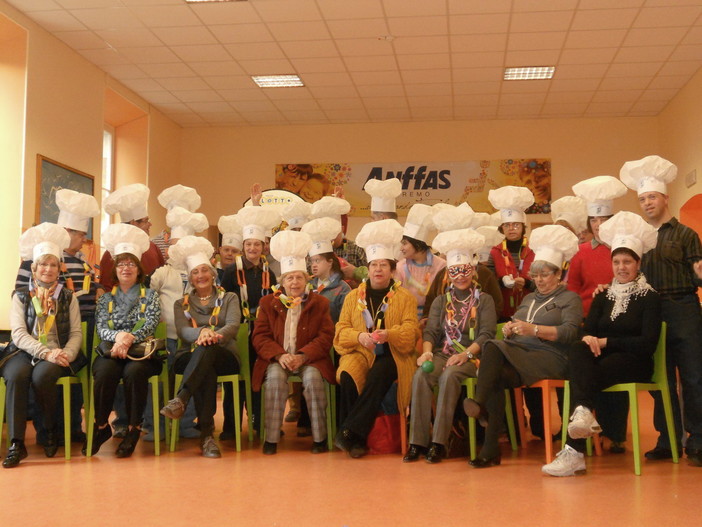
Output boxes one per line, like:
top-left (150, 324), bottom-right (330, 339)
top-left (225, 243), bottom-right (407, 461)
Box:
top-left (334, 219), bottom-right (419, 458)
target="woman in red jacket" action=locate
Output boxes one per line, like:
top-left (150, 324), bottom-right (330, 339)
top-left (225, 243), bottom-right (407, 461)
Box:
top-left (252, 231), bottom-right (335, 455)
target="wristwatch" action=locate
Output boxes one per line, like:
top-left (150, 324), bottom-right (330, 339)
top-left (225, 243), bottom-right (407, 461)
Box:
top-left (534, 325), bottom-right (539, 337)
top-left (465, 350), bottom-right (475, 360)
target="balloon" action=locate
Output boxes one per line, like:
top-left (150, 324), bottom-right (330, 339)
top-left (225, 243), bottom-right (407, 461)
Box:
top-left (421, 361), bottom-right (434, 373)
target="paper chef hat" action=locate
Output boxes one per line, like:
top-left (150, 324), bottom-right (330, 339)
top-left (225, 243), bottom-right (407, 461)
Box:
top-left (620, 155), bottom-right (678, 196)
top-left (364, 178), bottom-right (402, 213)
top-left (236, 206), bottom-right (281, 242)
top-left (157, 184), bottom-right (201, 212)
top-left (488, 186), bottom-right (534, 224)
top-left (104, 183), bottom-right (150, 223)
top-left (432, 228), bottom-right (485, 267)
top-left (476, 226), bottom-right (505, 263)
top-left (168, 235), bottom-right (215, 273)
top-left (598, 211), bottom-right (658, 258)
top-left (218, 215), bottom-right (243, 250)
top-left (572, 175), bottom-right (627, 217)
top-left (301, 217), bottom-right (341, 257)
top-left (281, 200), bottom-right (312, 230)
top-left (56, 189), bottom-right (100, 233)
top-left (529, 224), bottom-right (579, 269)
top-left (102, 223), bottom-right (150, 260)
top-left (19, 222), bottom-right (71, 262)
top-left (356, 219), bottom-right (403, 262)
top-left (269, 229), bottom-right (313, 275)
top-left (309, 196), bottom-right (351, 223)
top-left (403, 203), bottom-right (437, 244)
top-left (550, 196), bottom-right (588, 234)
top-left (166, 206), bottom-right (209, 239)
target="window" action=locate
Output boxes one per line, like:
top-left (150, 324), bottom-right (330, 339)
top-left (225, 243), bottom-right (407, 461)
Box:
top-left (101, 126), bottom-right (114, 255)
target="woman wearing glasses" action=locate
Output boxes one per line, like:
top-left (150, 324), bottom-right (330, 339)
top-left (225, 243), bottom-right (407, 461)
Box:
top-left (85, 224), bottom-right (161, 458)
top-left (404, 229), bottom-right (496, 464)
top-left (464, 225), bottom-right (582, 468)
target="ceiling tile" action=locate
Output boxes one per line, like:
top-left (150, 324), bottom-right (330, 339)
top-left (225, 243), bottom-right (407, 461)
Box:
top-left (630, 99), bottom-right (668, 113)
top-left (648, 74), bottom-right (694, 89)
top-left (362, 96), bottom-right (408, 109)
top-left (101, 64), bottom-right (149, 79)
top-left (262, 87), bottom-right (314, 100)
top-left (230, 100), bottom-right (278, 112)
top-left (614, 46), bottom-right (674, 63)
top-left (387, 16), bottom-right (448, 36)
top-left (607, 62), bottom-right (662, 77)
top-left (202, 76), bottom-right (256, 90)
top-left (158, 76), bottom-right (210, 91)
top-left (121, 78), bottom-right (165, 92)
top-left (130, 6), bottom-right (202, 28)
top-left (140, 90), bottom-right (180, 104)
top-left (578, 0), bottom-right (644, 8)
top-left (345, 55), bottom-right (397, 72)
top-left (454, 93), bottom-right (499, 105)
top-left (316, 98), bottom-right (364, 110)
top-left (225, 42), bottom-right (284, 60)
top-left (565, 29), bottom-right (627, 49)
top-left (155, 102), bottom-right (191, 114)
top-left (553, 63), bottom-right (609, 79)
top-left (546, 91), bottom-right (596, 104)
top-left (281, 109), bottom-right (328, 120)
top-left (238, 110), bottom-right (286, 123)
top-left (559, 47), bottom-right (618, 64)
top-left (571, 9), bottom-right (639, 30)
top-left (508, 32), bottom-right (566, 51)
top-left (405, 84), bottom-right (452, 96)
top-left (452, 67), bottom-right (503, 82)
top-left (550, 78), bottom-right (602, 91)
top-left (500, 79), bottom-right (551, 93)
top-left (623, 28), bottom-right (684, 47)
top-left (511, 10), bottom-right (575, 32)
top-left (505, 49), bottom-right (560, 66)
top-left (541, 102), bottom-right (588, 115)
top-left (453, 80), bottom-right (502, 93)
top-left (397, 54), bottom-right (451, 70)
top-left (500, 92), bottom-right (547, 105)
top-left (182, 99), bottom-right (230, 111)
top-left (681, 26), bottom-right (702, 45)
top-left (54, 30), bottom-right (105, 49)
top-left (400, 69), bottom-right (452, 84)
top-left (300, 72), bottom-right (353, 86)
top-left (586, 101), bottom-right (633, 113)
top-left (6, 0), bottom-right (62, 10)
top-left (232, 58), bottom-right (302, 78)
top-left (450, 14), bottom-right (510, 35)
top-left (139, 62), bottom-right (196, 78)
top-left (592, 89), bottom-right (643, 102)
top-left (411, 106), bottom-right (454, 119)
top-left (452, 52), bottom-right (504, 68)
top-left (188, 3), bottom-right (262, 25)
top-left (336, 38), bottom-right (394, 56)
top-left (69, 7), bottom-right (143, 30)
top-left (638, 88), bottom-right (678, 101)
top-left (317, 0), bottom-right (385, 20)
top-left (497, 104), bottom-right (541, 118)
top-left (96, 28), bottom-right (161, 47)
top-left (366, 107), bottom-right (411, 120)
top-left (217, 89), bottom-right (268, 102)
top-left (669, 44), bottom-right (702, 61)
top-left (78, 48), bottom-right (129, 65)
top-left (188, 61), bottom-right (246, 76)
top-left (323, 109), bottom-right (369, 121)
top-left (383, 0), bottom-right (447, 17)
top-left (356, 82), bottom-right (405, 95)
top-left (274, 99), bottom-right (323, 111)
top-left (326, 19), bottom-right (390, 39)
top-left (172, 44), bottom-right (231, 62)
top-left (308, 86), bottom-right (359, 98)
top-left (291, 57), bottom-right (346, 73)
top-left (513, 0), bottom-right (578, 11)
top-left (209, 24), bottom-right (274, 44)
top-left (267, 21), bottom-right (331, 41)
top-left (279, 40), bottom-right (339, 59)
top-left (151, 26), bottom-right (217, 46)
top-left (252, 0), bottom-right (322, 23)
top-left (657, 61), bottom-right (701, 76)
top-left (451, 34), bottom-right (508, 53)
top-left (634, 6), bottom-right (702, 28)
top-left (394, 36), bottom-right (450, 55)
top-left (454, 106), bottom-right (499, 119)
top-left (120, 46), bottom-right (180, 64)
top-left (25, 10), bottom-right (86, 31)
top-left (199, 112), bottom-right (246, 125)
top-left (448, 0), bottom-right (511, 14)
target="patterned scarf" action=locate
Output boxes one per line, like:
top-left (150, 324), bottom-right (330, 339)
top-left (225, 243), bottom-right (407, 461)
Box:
top-left (606, 272), bottom-right (653, 321)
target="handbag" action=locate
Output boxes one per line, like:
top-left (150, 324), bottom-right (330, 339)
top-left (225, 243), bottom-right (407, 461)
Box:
top-left (96, 337), bottom-right (167, 361)
top-left (0, 342), bottom-right (20, 370)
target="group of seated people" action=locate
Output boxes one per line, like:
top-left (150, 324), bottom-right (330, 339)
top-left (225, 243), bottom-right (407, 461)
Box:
top-left (2, 154), bottom-right (701, 480)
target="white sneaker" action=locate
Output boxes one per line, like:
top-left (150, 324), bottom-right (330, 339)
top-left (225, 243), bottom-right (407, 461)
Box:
top-left (567, 405), bottom-right (602, 439)
top-left (541, 445), bottom-right (586, 477)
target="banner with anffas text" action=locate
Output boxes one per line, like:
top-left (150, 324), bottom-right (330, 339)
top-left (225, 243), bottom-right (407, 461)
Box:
top-left (273, 159), bottom-right (552, 217)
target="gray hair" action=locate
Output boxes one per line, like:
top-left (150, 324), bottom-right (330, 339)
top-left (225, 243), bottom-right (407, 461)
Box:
top-left (30, 253), bottom-right (60, 272)
top-left (530, 260), bottom-right (561, 276)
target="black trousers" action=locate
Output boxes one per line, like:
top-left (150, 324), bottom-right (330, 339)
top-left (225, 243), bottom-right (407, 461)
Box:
top-left (3, 352), bottom-right (68, 441)
top-left (92, 356), bottom-right (161, 428)
top-left (565, 342), bottom-right (652, 451)
top-left (174, 345), bottom-right (239, 436)
top-left (339, 352), bottom-right (398, 441)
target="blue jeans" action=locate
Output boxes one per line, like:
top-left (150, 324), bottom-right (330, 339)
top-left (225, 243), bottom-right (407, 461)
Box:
top-left (653, 295), bottom-right (702, 450)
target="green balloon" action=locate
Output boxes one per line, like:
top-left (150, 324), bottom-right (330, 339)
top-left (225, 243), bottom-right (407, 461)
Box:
top-left (421, 361), bottom-right (434, 373)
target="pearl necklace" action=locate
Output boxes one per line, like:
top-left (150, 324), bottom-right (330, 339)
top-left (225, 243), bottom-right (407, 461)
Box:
top-left (197, 293), bottom-right (213, 302)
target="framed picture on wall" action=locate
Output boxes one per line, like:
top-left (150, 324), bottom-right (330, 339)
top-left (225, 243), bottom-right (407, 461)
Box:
top-left (35, 154), bottom-right (95, 239)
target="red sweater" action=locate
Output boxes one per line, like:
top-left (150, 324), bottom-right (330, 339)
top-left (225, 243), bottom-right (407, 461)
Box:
top-left (490, 241), bottom-right (535, 320)
top-left (98, 241), bottom-right (165, 289)
top-left (566, 242), bottom-right (612, 317)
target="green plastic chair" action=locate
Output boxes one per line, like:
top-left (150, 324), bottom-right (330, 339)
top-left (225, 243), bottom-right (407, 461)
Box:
top-left (461, 323), bottom-right (518, 460)
top-left (85, 322), bottom-right (170, 456)
top-left (560, 322), bottom-right (678, 475)
top-left (0, 321), bottom-right (90, 460)
top-left (169, 322), bottom-right (254, 453)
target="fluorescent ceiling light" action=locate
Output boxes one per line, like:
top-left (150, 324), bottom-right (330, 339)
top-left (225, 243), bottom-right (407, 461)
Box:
top-left (252, 75), bottom-right (304, 88)
top-left (504, 66), bottom-right (555, 81)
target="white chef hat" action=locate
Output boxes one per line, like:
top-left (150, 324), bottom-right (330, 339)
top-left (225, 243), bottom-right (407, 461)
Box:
top-left (309, 196), bottom-right (351, 223)
top-left (19, 222), bottom-right (71, 262)
top-left (301, 217), bottom-right (341, 257)
top-left (599, 211), bottom-right (658, 258)
top-left (168, 235), bottom-right (215, 273)
top-left (529, 224), bottom-right (579, 269)
top-left (269, 229), bottom-right (313, 275)
top-left (166, 206), bottom-right (209, 239)
top-left (572, 175), bottom-right (627, 217)
top-left (103, 183), bottom-right (150, 223)
top-left (157, 184), bottom-right (201, 212)
top-left (620, 155), bottom-right (678, 196)
top-left (476, 226), bottom-right (505, 263)
top-left (488, 186), bottom-right (535, 224)
top-left (432, 228), bottom-right (485, 267)
top-left (218, 215), bottom-right (243, 250)
top-left (470, 212), bottom-right (493, 229)
top-left (102, 223), bottom-right (150, 260)
top-left (364, 178), bottom-right (402, 213)
top-left (550, 196), bottom-right (588, 234)
top-left (356, 219), bottom-right (404, 262)
top-left (433, 203), bottom-right (475, 233)
top-left (55, 189), bottom-right (100, 233)
top-left (281, 200), bottom-right (312, 230)
top-left (403, 203), bottom-right (438, 244)
top-left (489, 211), bottom-right (503, 227)
top-left (236, 206), bottom-right (281, 242)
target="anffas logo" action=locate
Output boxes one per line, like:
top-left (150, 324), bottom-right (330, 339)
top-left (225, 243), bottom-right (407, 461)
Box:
top-left (365, 166), bottom-right (451, 190)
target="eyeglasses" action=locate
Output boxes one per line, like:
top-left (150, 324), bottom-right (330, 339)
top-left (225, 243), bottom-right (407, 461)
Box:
top-left (503, 222), bottom-right (522, 230)
top-left (116, 262), bottom-right (137, 269)
top-left (528, 271), bottom-right (555, 280)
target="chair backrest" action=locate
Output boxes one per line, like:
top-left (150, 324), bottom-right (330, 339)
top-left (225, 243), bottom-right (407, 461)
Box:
top-left (496, 322), bottom-right (505, 341)
top-left (237, 321), bottom-right (250, 372)
top-left (651, 322), bottom-right (668, 385)
top-left (81, 321), bottom-right (88, 357)
top-left (154, 322), bottom-right (167, 340)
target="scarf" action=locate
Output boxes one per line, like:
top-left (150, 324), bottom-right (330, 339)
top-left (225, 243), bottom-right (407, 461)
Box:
top-left (442, 286), bottom-right (478, 355)
top-left (606, 272), bottom-right (653, 321)
top-left (32, 278), bottom-right (58, 318)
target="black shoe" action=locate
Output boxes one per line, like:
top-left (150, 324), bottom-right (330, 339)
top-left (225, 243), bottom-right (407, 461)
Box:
top-left (349, 443), bottom-right (368, 459)
top-left (219, 430), bottom-right (235, 441)
top-left (44, 430), bottom-right (59, 458)
top-left (686, 448), bottom-right (702, 467)
top-left (402, 444), bottom-right (427, 463)
top-left (469, 454), bottom-right (501, 468)
top-left (426, 443), bottom-right (445, 464)
top-left (334, 429), bottom-right (355, 453)
top-left (112, 424), bottom-right (128, 439)
top-left (71, 430), bottom-right (87, 444)
top-left (609, 441), bottom-right (626, 454)
top-left (463, 398), bottom-right (488, 427)
top-left (262, 441), bottom-right (277, 455)
top-left (311, 441), bottom-right (328, 454)
top-left (2, 440), bottom-right (28, 468)
top-left (82, 424), bottom-right (113, 456)
top-left (115, 428), bottom-right (141, 458)
top-left (645, 446), bottom-right (673, 461)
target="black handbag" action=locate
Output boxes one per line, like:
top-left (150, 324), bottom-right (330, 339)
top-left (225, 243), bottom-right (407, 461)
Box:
top-left (96, 338), bottom-right (167, 361)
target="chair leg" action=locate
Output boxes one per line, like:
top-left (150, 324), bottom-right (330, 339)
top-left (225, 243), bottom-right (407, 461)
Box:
top-left (325, 383), bottom-right (334, 451)
top-left (61, 380), bottom-right (72, 460)
top-left (232, 380), bottom-right (242, 452)
top-left (86, 380), bottom-right (95, 458)
top-left (514, 387), bottom-right (528, 448)
top-left (161, 369), bottom-right (170, 448)
top-left (629, 388), bottom-right (642, 475)
top-left (245, 375), bottom-right (254, 442)
top-left (400, 409), bottom-right (408, 455)
top-left (660, 384), bottom-right (680, 464)
top-left (0, 379), bottom-right (6, 453)
top-left (541, 384), bottom-right (554, 463)
top-left (169, 375), bottom-right (182, 453)
top-left (561, 381), bottom-right (570, 451)
top-left (464, 380), bottom-right (477, 460)
top-left (504, 389), bottom-right (518, 452)
top-left (150, 377), bottom-right (161, 456)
